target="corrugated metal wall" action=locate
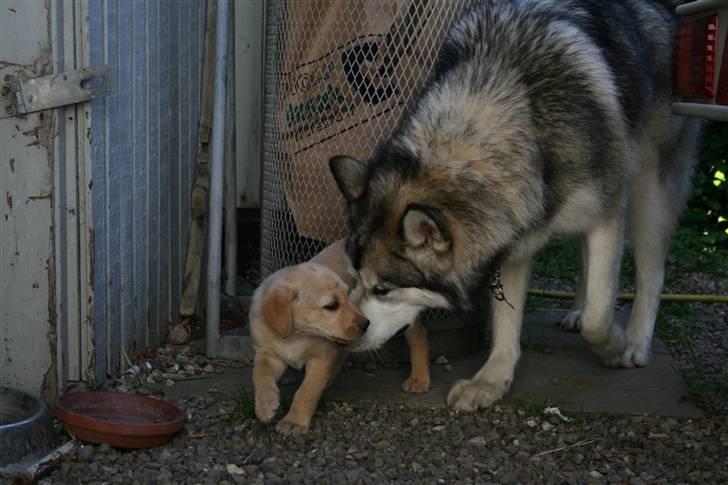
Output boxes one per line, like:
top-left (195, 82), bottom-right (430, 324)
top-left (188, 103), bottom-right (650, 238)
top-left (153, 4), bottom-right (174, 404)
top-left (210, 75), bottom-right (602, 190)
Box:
top-left (87, 0), bottom-right (206, 381)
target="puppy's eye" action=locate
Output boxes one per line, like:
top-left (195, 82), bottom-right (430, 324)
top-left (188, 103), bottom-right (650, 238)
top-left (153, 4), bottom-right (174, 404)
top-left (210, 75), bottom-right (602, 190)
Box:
top-left (372, 285), bottom-right (390, 296)
top-left (324, 301), bottom-right (340, 311)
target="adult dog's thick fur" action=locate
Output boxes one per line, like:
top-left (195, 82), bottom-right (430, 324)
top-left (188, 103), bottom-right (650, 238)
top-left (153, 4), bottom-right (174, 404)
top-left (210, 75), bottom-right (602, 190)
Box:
top-left (330, 0), bottom-right (701, 412)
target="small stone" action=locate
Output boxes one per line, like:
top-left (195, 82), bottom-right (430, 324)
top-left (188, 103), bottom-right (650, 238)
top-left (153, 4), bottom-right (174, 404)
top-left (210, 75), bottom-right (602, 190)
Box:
top-left (469, 436), bottom-right (487, 448)
top-left (203, 364), bottom-right (215, 373)
top-left (435, 355), bottom-right (448, 365)
top-left (542, 422), bottom-right (554, 431)
top-left (590, 470), bottom-right (603, 479)
top-left (226, 464), bottom-right (245, 475)
top-left (150, 369), bottom-right (165, 383)
top-left (99, 443), bottom-right (111, 453)
top-left (443, 364), bottom-right (453, 372)
top-left (499, 471), bottom-right (517, 483)
top-left (456, 456), bottom-right (473, 466)
top-left (184, 363), bottom-right (197, 374)
top-left (167, 323), bottom-right (191, 345)
top-left (76, 445), bottom-right (95, 462)
top-left (432, 425), bottom-right (446, 432)
top-left (165, 379), bottom-right (175, 387)
top-left (526, 419), bottom-right (538, 428)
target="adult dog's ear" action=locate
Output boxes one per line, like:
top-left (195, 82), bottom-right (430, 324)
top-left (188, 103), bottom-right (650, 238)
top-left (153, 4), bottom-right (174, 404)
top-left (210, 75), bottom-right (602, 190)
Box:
top-left (261, 287), bottom-right (297, 338)
top-left (329, 156), bottom-right (368, 201)
top-left (402, 205), bottom-right (451, 253)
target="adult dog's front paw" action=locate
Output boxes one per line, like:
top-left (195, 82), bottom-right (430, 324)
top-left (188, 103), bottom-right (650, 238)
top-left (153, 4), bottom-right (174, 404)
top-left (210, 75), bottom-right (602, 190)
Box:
top-left (275, 416), bottom-right (310, 435)
top-left (559, 310), bottom-right (582, 332)
top-left (446, 378), bottom-right (507, 412)
top-left (581, 321), bottom-right (627, 368)
top-left (255, 392), bottom-right (279, 423)
top-left (401, 374), bottom-right (431, 394)
top-left (603, 335), bottom-right (652, 368)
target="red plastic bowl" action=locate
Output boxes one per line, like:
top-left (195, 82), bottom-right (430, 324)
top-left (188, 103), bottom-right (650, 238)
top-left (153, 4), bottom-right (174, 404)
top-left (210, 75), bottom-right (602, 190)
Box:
top-left (55, 391), bottom-right (185, 448)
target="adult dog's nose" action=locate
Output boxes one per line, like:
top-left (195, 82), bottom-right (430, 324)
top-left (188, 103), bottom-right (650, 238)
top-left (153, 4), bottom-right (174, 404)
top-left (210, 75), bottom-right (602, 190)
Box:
top-left (358, 319), bottom-right (370, 331)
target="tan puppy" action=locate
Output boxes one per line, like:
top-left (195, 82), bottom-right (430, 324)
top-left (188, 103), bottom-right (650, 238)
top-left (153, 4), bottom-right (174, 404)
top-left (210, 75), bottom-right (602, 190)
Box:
top-left (315, 240), bottom-right (432, 394)
top-left (250, 240), bottom-right (432, 434)
top-left (250, 260), bottom-right (367, 434)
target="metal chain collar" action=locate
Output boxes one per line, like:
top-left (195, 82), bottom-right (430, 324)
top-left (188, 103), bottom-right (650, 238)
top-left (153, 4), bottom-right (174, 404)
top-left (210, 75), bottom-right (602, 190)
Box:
top-left (489, 264), bottom-right (515, 310)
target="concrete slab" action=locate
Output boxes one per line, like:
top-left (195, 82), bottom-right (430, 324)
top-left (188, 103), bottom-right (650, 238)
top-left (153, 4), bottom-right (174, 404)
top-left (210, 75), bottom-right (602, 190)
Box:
top-left (158, 310), bottom-right (702, 417)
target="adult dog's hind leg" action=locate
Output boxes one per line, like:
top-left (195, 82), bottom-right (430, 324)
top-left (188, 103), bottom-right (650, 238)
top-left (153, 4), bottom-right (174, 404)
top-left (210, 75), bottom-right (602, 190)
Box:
top-left (447, 258), bottom-right (531, 412)
top-left (578, 216), bottom-right (627, 365)
top-left (621, 121), bottom-right (698, 367)
top-left (620, 174), bottom-right (671, 367)
top-left (560, 235), bottom-right (588, 331)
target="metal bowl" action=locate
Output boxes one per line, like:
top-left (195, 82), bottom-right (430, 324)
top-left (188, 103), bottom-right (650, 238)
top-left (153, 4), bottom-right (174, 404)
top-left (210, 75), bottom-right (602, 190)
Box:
top-left (0, 387), bottom-right (56, 468)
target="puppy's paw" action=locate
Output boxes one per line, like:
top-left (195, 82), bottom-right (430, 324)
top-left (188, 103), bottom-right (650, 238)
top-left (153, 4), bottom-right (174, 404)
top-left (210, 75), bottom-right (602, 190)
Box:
top-left (401, 374), bottom-right (431, 394)
top-left (559, 310), bottom-right (582, 332)
top-left (255, 393), bottom-right (279, 423)
top-left (446, 378), bottom-right (507, 412)
top-left (275, 417), bottom-right (310, 435)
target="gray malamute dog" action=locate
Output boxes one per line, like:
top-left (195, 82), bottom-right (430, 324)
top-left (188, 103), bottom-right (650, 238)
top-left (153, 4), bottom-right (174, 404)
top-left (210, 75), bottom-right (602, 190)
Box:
top-left (330, 0), bottom-right (701, 411)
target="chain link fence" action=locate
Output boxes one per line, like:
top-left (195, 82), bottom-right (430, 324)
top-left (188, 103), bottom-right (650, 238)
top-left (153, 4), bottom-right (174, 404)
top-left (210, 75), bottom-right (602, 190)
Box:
top-left (261, 0), bottom-right (474, 276)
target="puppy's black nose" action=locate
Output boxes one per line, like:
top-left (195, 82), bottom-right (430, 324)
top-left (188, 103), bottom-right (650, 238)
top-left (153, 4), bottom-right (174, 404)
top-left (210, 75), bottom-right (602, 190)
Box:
top-left (358, 319), bottom-right (370, 331)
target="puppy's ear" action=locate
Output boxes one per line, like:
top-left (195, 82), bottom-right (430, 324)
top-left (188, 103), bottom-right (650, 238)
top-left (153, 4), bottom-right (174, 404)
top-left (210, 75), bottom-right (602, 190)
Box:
top-left (402, 205), bottom-right (451, 253)
top-left (329, 156), bottom-right (368, 201)
top-left (261, 287), bottom-right (297, 338)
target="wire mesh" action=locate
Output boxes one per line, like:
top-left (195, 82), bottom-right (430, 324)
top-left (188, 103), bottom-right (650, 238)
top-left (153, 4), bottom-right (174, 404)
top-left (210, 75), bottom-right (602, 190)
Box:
top-left (261, 0), bottom-right (474, 277)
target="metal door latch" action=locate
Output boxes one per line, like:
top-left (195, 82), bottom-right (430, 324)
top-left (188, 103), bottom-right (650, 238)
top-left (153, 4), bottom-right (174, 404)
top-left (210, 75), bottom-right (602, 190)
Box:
top-left (2, 65), bottom-right (111, 117)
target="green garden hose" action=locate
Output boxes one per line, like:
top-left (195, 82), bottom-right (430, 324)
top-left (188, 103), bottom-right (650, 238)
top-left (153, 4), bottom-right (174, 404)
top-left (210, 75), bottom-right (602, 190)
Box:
top-left (528, 289), bottom-right (728, 304)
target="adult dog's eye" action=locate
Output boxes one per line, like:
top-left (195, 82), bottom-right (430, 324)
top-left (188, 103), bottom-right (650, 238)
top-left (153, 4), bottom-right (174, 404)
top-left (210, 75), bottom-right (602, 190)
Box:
top-left (324, 301), bottom-right (340, 311)
top-left (372, 285), bottom-right (390, 296)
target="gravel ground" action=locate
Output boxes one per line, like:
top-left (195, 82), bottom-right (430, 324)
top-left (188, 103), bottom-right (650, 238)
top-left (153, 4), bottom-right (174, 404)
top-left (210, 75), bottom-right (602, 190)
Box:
top-left (44, 397), bottom-right (728, 484)
top-left (38, 260), bottom-right (727, 483)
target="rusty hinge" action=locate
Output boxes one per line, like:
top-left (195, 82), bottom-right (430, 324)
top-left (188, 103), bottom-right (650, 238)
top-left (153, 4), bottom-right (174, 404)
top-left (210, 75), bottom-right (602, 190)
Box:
top-left (1, 65), bottom-right (111, 118)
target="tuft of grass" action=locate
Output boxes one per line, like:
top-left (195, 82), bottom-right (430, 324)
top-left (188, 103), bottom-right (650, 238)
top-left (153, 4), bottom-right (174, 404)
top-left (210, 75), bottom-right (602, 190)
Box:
top-left (655, 302), bottom-right (695, 343)
top-left (684, 374), bottom-right (728, 413)
top-left (532, 237), bottom-right (579, 281)
top-left (227, 385), bottom-right (256, 423)
top-left (512, 398), bottom-right (549, 417)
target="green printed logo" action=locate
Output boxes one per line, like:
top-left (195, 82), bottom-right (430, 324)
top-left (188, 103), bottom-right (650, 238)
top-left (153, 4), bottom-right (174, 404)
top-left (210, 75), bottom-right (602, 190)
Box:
top-left (286, 84), bottom-right (345, 128)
